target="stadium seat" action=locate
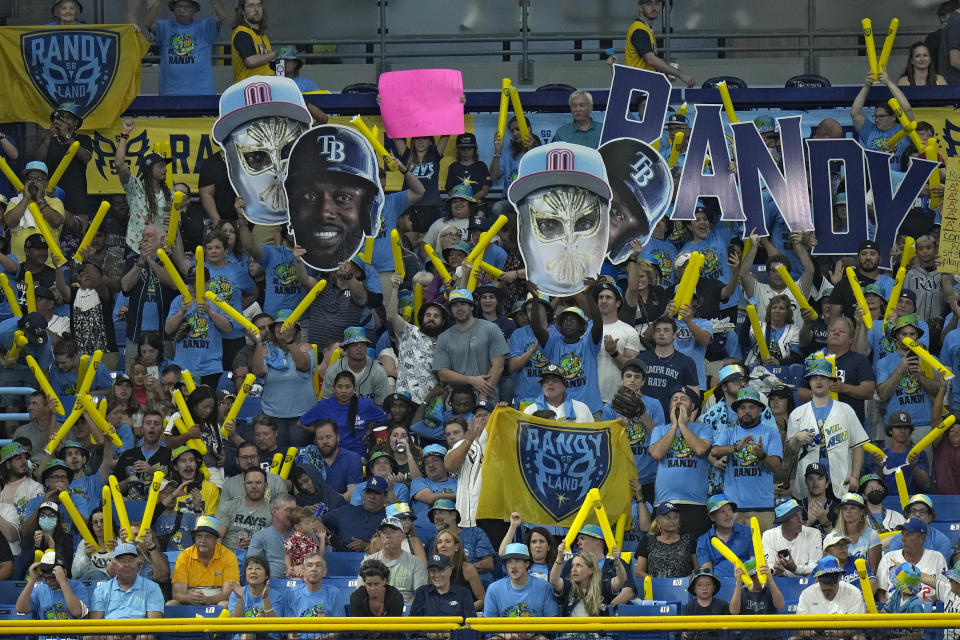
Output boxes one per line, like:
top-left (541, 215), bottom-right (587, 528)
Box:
top-left (0, 582), bottom-right (26, 604)
top-left (779, 602), bottom-right (798, 614)
top-left (536, 83), bottom-right (578, 93)
top-left (164, 550), bottom-right (181, 567)
top-left (270, 577), bottom-right (301, 591)
top-left (237, 396), bottom-right (262, 421)
top-left (716, 577), bottom-right (737, 604)
top-left (324, 551), bottom-right (365, 577)
top-left (324, 576), bottom-right (360, 592)
top-left (650, 577), bottom-right (690, 605)
top-left (701, 76), bottom-right (747, 90)
top-left (785, 74), bottom-right (831, 88)
top-left (0, 606), bottom-right (26, 620)
top-left (616, 602), bottom-right (680, 640)
top-left (933, 495), bottom-right (960, 522)
top-left (164, 604), bottom-right (223, 617)
top-left (123, 501), bottom-right (148, 523)
top-left (341, 82), bottom-right (378, 94)
top-left (773, 576), bottom-right (810, 603)
top-left (931, 521), bottom-right (960, 549)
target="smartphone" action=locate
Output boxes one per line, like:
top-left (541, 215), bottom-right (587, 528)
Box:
top-left (778, 549), bottom-right (790, 559)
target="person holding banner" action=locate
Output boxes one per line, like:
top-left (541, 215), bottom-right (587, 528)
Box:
top-left (851, 71), bottom-right (915, 158)
top-left (393, 135), bottom-right (451, 234)
top-left (3, 163), bottom-right (64, 264)
top-left (522, 364), bottom-right (593, 423)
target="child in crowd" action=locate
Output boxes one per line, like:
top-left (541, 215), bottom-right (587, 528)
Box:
top-left (284, 506), bottom-right (325, 577)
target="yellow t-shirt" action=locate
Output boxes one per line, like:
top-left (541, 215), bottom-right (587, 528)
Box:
top-left (625, 19), bottom-right (656, 70)
top-left (172, 543), bottom-right (239, 589)
top-left (6, 195), bottom-right (64, 266)
top-left (231, 26), bottom-right (273, 81)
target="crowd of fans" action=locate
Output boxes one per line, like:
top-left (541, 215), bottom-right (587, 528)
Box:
top-left (2, 0), bottom-right (960, 632)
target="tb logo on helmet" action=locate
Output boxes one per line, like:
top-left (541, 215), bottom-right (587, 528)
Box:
top-left (317, 136), bottom-right (346, 163)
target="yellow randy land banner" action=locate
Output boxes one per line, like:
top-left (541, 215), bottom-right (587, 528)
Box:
top-left (912, 107), bottom-right (960, 158)
top-left (86, 114), bottom-right (466, 195)
top-left (476, 407), bottom-right (636, 525)
top-left (0, 24), bottom-right (149, 129)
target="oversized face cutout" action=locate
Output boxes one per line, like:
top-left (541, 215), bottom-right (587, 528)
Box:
top-left (518, 185), bottom-right (609, 296)
top-left (224, 116), bottom-right (306, 226)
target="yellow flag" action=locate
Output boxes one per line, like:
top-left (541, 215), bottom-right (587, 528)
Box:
top-left (476, 407), bottom-right (636, 525)
top-left (0, 25), bottom-right (149, 129)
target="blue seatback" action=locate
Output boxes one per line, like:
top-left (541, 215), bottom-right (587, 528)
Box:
top-left (773, 576), bottom-right (810, 604)
top-left (163, 604), bottom-right (223, 617)
top-left (0, 582), bottom-right (26, 604)
top-left (651, 577), bottom-right (690, 605)
top-left (324, 551), bottom-right (365, 577)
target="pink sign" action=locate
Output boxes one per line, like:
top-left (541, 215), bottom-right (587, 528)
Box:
top-left (378, 69), bottom-right (465, 139)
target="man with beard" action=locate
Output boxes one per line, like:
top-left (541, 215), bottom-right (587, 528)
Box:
top-left (322, 476), bottom-right (388, 551)
top-left (0, 443), bottom-right (42, 559)
top-left (230, 0), bottom-right (275, 81)
top-left (115, 409), bottom-right (170, 500)
top-left (828, 240), bottom-right (895, 320)
top-left (711, 388), bottom-right (783, 530)
top-left (294, 419), bottom-right (362, 501)
top-left (793, 556), bottom-right (866, 621)
top-left (220, 441), bottom-right (286, 503)
top-left (433, 290), bottom-right (508, 403)
top-left (284, 125), bottom-right (383, 272)
top-left (410, 444), bottom-right (457, 539)
top-left (215, 468), bottom-right (272, 552)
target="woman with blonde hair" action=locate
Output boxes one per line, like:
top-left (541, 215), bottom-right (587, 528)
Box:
top-left (835, 492), bottom-right (881, 572)
top-left (432, 528), bottom-right (485, 610)
top-left (625, 258), bottom-right (668, 332)
top-left (549, 541), bottom-right (624, 618)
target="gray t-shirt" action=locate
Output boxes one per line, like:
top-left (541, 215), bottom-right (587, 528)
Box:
top-left (362, 550), bottom-right (427, 603)
top-left (214, 497), bottom-right (273, 550)
top-left (220, 472), bottom-right (288, 504)
top-left (433, 319), bottom-right (509, 379)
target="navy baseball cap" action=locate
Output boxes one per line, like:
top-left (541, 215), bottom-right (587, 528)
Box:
top-left (365, 475), bottom-right (388, 493)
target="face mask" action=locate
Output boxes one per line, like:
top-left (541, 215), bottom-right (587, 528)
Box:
top-left (866, 490), bottom-right (885, 505)
top-left (39, 516), bottom-right (57, 532)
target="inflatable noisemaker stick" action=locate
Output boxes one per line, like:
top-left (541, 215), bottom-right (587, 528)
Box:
top-left (136, 471), bottom-right (165, 540)
top-left (6, 331), bottom-right (27, 361)
top-left (477, 261), bottom-right (504, 279)
top-left (0, 156), bottom-right (23, 191)
top-left (220, 373), bottom-right (256, 437)
top-left (668, 131), bottom-right (684, 168)
top-left (195, 245), bottom-right (205, 301)
top-left (907, 414), bottom-right (957, 461)
top-left (671, 251), bottom-right (700, 312)
top-left (716, 81), bottom-right (739, 123)
top-left (884, 121), bottom-right (914, 149)
top-left (746, 305), bottom-right (771, 361)
top-left (887, 98), bottom-right (924, 152)
top-left (181, 369), bottom-right (196, 394)
top-left (749, 517), bottom-right (767, 587)
top-left (358, 237), bottom-right (374, 264)
top-left (311, 344), bottom-right (321, 399)
top-left (350, 115), bottom-right (392, 164)
top-left (97, 397), bottom-right (108, 418)
top-left (26, 355), bottom-right (65, 415)
top-left (44, 403), bottom-right (86, 454)
top-left (282, 279), bottom-right (327, 332)
top-left (204, 291), bottom-right (260, 336)
top-left (677, 102), bottom-right (688, 117)
top-left (165, 190), bottom-right (184, 248)
top-left (862, 18), bottom-right (878, 78)
top-left (172, 416), bottom-right (207, 456)
top-left (878, 529), bottom-right (901, 541)
top-left (563, 492), bottom-right (599, 548)
top-left (0, 274), bottom-right (20, 317)
top-left (496, 78), bottom-right (511, 139)
top-left (894, 467), bottom-right (910, 509)
top-left (855, 557), bottom-right (878, 613)
top-left (76, 349), bottom-right (103, 397)
top-left (278, 446), bottom-right (298, 480)
top-left (74, 201), bottom-right (111, 264)
top-left (711, 537), bottom-right (753, 587)
top-left (465, 215), bottom-right (509, 266)
top-left (677, 253), bottom-right (704, 311)
top-left (845, 266), bottom-right (873, 329)
top-left (80, 395), bottom-right (122, 447)
top-left (47, 140), bottom-right (79, 192)
top-left (614, 513), bottom-right (627, 550)
top-left (329, 347), bottom-right (342, 364)
top-left (878, 17), bottom-right (899, 71)
top-left (269, 452), bottom-right (283, 474)
top-left (902, 236), bottom-right (916, 268)
top-left (862, 441), bottom-right (886, 463)
top-left (466, 263), bottom-right (481, 291)
top-left (926, 138), bottom-right (941, 209)
top-left (390, 229), bottom-right (405, 279)
top-left (643, 575), bottom-right (653, 600)
top-left (413, 284), bottom-right (423, 327)
top-left (23, 270), bottom-right (35, 313)
top-left (107, 475), bottom-right (133, 541)
top-left (423, 244), bottom-right (452, 284)
top-left (884, 267), bottom-right (907, 325)
top-left (588, 488), bottom-right (617, 552)
top-left (902, 336), bottom-right (954, 380)
top-left (155, 248), bottom-right (192, 305)
top-left (774, 265), bottom-right (818, 320)
top-left (27, 203), bottom-right (67, 266)
top-left (171, 389), bottom-right (195, 426)
top-left (508, 87), bottom-right (530, 145)
top-left (402, 306), bottom-right (413, 322)
top-left (59, 490), bottom-right (100, 551)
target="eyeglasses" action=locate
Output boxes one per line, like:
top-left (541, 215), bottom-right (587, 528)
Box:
top-left (906, 508), bottom-right (930, 517)
top-left (244, 480), bottom-right (265, 486)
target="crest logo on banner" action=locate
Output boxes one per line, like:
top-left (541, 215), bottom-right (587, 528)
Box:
top-left (517, 420), bottom-right (611, 521)
top-left (21, 29), bottom-right (119, 117)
